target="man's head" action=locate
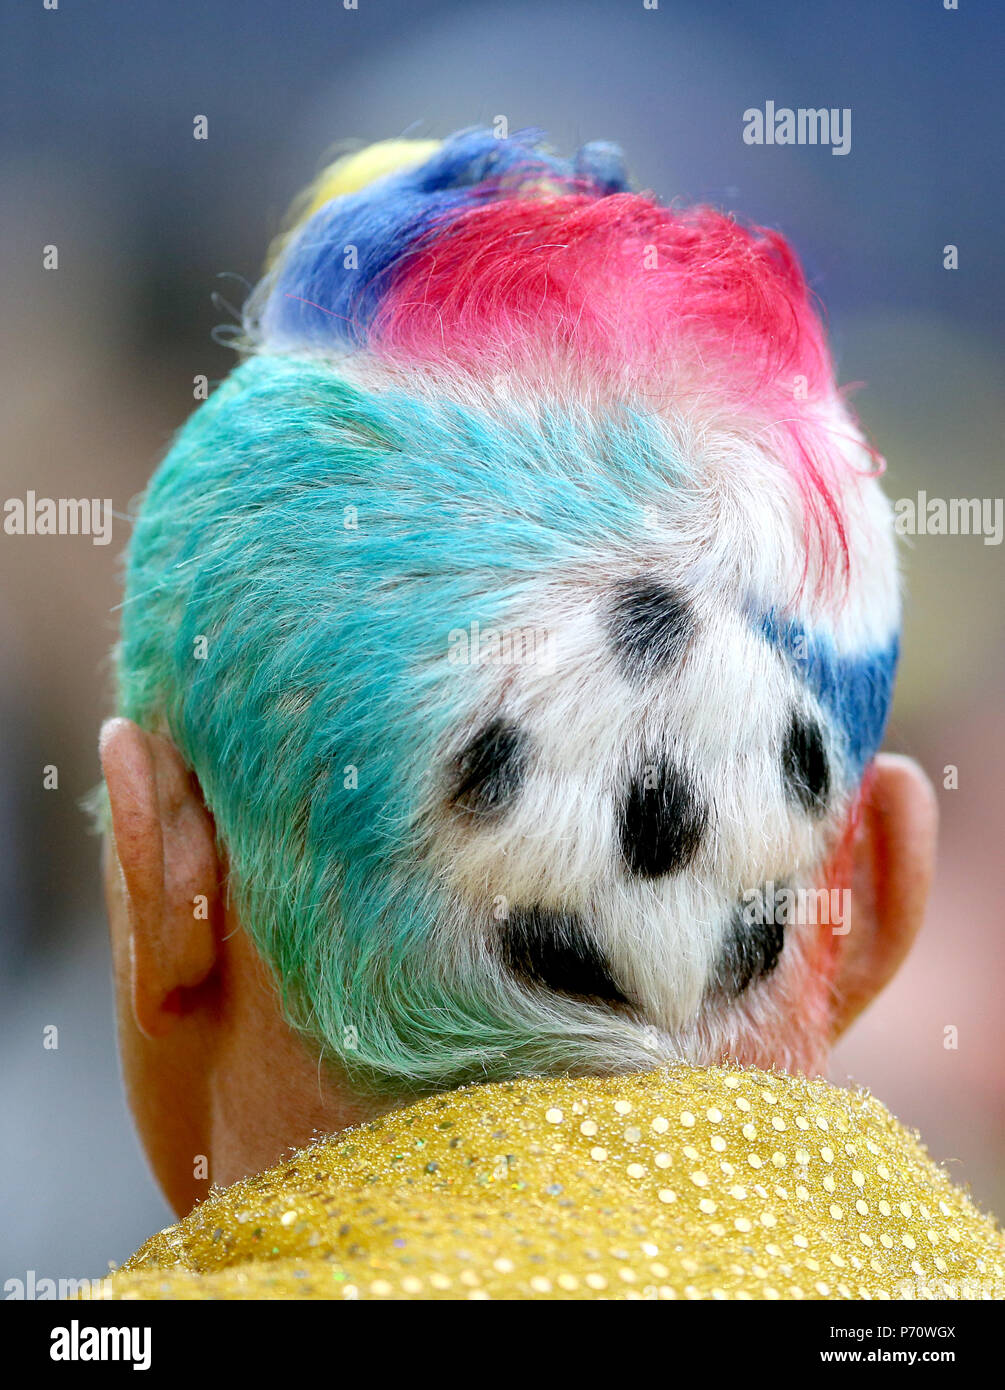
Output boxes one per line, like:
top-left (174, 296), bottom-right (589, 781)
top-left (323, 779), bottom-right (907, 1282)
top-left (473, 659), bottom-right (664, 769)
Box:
top-left (99, 130), bottom-right (936, 1212)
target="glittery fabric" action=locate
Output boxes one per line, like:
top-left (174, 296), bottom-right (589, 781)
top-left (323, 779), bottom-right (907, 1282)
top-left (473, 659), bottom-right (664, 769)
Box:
top-left (103, 1065), bottom-right (1004, 1300)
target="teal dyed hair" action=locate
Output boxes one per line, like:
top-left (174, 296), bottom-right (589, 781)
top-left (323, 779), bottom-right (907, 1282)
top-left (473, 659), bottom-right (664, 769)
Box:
top-left (117, 355), bottom-right (689, 1092)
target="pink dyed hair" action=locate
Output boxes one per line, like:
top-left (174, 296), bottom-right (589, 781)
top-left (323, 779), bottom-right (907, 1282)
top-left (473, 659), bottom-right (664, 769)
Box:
top-left (371, 193), bottom-right (856, 579)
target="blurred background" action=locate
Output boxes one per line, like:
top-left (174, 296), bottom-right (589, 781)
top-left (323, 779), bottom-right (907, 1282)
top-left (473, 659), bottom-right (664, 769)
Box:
top-left (1, 0), bottom-right (1002, 1283)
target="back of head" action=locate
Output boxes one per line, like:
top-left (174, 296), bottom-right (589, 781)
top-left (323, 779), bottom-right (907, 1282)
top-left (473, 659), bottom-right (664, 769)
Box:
top-left (116, 128), bottom-right (900, 1094)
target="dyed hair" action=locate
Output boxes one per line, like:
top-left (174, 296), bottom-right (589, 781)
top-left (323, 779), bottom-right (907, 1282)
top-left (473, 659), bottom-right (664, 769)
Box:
top-left (116, 129), bottom-right (900, 1093)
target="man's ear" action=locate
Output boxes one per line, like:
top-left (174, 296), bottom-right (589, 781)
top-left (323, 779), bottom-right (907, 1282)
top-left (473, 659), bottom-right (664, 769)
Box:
top-left (99, 718), bottom-right (220, 1039)
top-left (830, 753), bottom-right (938, 1041)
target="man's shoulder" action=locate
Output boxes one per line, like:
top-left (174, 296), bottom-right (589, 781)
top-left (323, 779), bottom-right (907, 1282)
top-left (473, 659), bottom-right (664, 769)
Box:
top-left (98, 1065), bottom-right (1005, 1301)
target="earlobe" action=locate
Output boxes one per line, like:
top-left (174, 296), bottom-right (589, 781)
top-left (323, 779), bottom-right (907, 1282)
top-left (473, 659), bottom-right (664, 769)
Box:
top-left (830, 753), bottom-right (938, 1040)
top-left (100, 718), bottom-right (220, 1039)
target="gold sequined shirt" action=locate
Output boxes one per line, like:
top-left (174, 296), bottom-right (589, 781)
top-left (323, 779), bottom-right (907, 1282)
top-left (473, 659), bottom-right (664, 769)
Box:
top-left (103, 1064), bottom-right (1004, 1300)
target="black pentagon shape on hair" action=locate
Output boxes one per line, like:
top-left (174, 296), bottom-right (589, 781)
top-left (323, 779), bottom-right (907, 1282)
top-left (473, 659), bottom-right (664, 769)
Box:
top-left (450, 719), bottom-right (528, 819)
top-left (782, 709), bottom-right (830, 815)
top-left (607, 576), bottom-right (694, 681)
top-left (713, 897), bottom-right (787, 997)
top-left (620, 757), bottom-right (709, 878)
top-left (499, 905), bottom-right (630, 1006)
